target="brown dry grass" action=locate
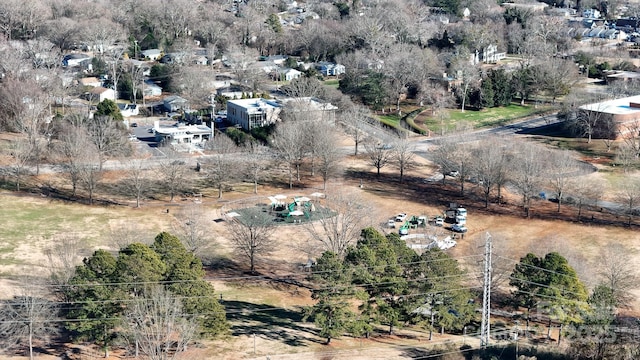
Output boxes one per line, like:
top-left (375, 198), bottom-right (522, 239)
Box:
top-left (1, 143), bottom-right (640, 359)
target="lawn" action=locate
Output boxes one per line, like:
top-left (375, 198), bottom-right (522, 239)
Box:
top-left (417, 104), bottom-right (553, 134)
top-left (377, 114), bottom-right (401, 127)
top-left (0, 192), bottom-right (167, 269)
top-left (323, 79), bottom-right (339, 88)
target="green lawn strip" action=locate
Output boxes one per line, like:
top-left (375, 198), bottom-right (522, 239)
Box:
top-left (377, 114), bottom-right (400, 127)
top-left (323, 79), bottom-right (339, 88)
top-left (404, 107), bottom-right (428, 135)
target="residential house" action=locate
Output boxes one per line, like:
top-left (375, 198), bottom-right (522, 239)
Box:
top-left (118, 103), bottom-right (140, 117)
top-left (141, 49), bottom-right (163, 61)
top-left (278, 68), bottom-right (302, 81)
top-left (473, 44), bottom-right (506, 64)
top-left (316, 62), bottom-right (346, 76)
top-left (160, 53), bottom-right (186, 65)
top-left (62, 53), bottom-right (92, 68)
top-left (259, 55), bottom-right (288, 65)
top-left (124, 59), bottom-right (151, 76)
top-left (227, 98), bottom-right (282, 130)
top-left (163, 95), bottom-right (189, 112)
top-left (217, 87), bottom-right (251, 99)
top-left (143, 81), bottom-right (163, 97)
top-left (255, 60), bottom-right (279, 74)
top-left (583, 8), bottom-right (601, 19)
top-left (193, 55), bottom-right (208, 66)
top-left (588, 27), bottom-right (606, 37)
top-left (89, 87), bottom-right (116, 102)
top-left (79, 77), bottom-right (101, 88)
top-left (296, 61), bottom-right (313, 70)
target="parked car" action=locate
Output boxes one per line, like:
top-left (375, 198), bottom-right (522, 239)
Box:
top-left (395, 213), bottom-right (407, 222)
top-left (451, 224), bottom-right (468, 233)
top-left (387, 219), bottom-right (396, 228)
top-left (434, 216), bottom-right (444, 227)
top-left (448, 170), bottom-right (460, 177)
top-left (130, 122), bottom-right (138, 127)
top-left (399, 227), bottom-right (409, 235)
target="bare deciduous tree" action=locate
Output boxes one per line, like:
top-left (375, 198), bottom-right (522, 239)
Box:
top-left (172, 203), bottom-right (213, 255)
top-left (281, 77), bottom-right (326, 99)
top-left (240, 142), bottom-right (270, 194)
top-left (7, 139), bottom-right (32, 191)
top-left (45, 234), bottom-right (83, 301)
top-left (205, 133), bottom-right (239, 199)
top-left (124, 286), bottom-right (197, 360)
top-left (0, 78), bottom-right (49, 174)
top-left (78, 157), bottom-right (103, 205)
top-left (364, 140), bottom-right (393, 178)
top-left (57, 121), bottom-right (93, 196)
top-left (391, 135), bottom-right (416, 183)
top-left (570, 176), bottom-right (605, 221)
top-left (0, 283), bottom-right (58, 360)
top-left (615, 142), bottom-right (640, 172)
top-left (546, 150), bottom-right (580, 212)
top-left (87, 115), bottom-right (129, 169)
top-left (227, 214), bottom-right (275, 274)
top-left (430, 139), bottom-right (458, 185)
top-left (122, 158), bottom-right (149, 208)
top-left (471, 136), bottom-right (510, 207)
top-left (450, 48), bottom-right (479, 113)
top-left (305, 189), bottom-right (372, 257)
top-left (315, 123), bottom-right (342, 190)
top-left (598, 244), bottom-right (640, 309)
top-left (619, 120), bottom-right (640, 161)
top-left (615, 177), bottom-right (640, 226)
top-left (574, 107), bottom-right (607, 144)
top-left (271, 121), bottom-right (307, 188)
top-left (509, 142), bottom-right (545, 218)
top-left (340, 105), bottom-right (374, 156)
top-left (157, 151), bottom-right (187, 202)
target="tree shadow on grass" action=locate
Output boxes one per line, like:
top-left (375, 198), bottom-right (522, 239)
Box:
top-left (222, 300), bottom-right (322, 347)
top-left (399, 343), bottom-right (570, 360)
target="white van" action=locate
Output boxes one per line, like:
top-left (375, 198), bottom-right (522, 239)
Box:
top-left (455, 215), bottom-right (466, 225)
top-left (456, 208), bottom-right (467, 218)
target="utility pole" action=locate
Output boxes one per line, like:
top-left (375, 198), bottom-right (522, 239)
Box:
top-left (480, 232), bottom-right (492, 349)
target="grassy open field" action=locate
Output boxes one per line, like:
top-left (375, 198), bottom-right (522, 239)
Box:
top-left (414, 104), bottom-right (554, 134)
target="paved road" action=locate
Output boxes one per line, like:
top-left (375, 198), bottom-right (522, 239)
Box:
top-left (412, 113), bottom-right (562, 153)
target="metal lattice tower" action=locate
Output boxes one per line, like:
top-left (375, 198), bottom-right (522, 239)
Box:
top-left (480, 232), bottom-right (492, 348)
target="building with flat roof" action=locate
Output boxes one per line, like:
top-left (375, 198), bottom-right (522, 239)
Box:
top-left (579, 95), bottom-right (640, 139)
top-left (227, 98), bottom-right (282, 130)
top-left (153, 120), bottom-right (213, 148)
top-left (226, 97), bottom-right (338, 130)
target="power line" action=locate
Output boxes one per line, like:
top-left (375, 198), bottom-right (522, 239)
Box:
top-left (14, 254), bottom-right (484, 290)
